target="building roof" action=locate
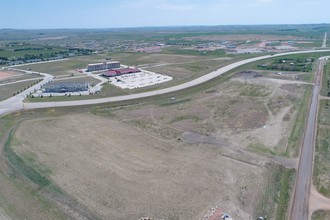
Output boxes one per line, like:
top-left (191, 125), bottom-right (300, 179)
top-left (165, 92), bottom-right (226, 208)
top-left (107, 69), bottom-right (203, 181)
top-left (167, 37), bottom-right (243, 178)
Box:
top-left (103, 68), bottom-right (141, 77)
top-left (45, 82), bottom-right (88, 88)
top-left (88, 61), bottom-right (120, 66)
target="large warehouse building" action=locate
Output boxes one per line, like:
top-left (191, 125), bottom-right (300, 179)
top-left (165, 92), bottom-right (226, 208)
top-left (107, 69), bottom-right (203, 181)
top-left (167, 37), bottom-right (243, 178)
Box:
top-left (87, 61), bottom-right (120, 72)
top-left (44, 82), bottom-right (89, 93)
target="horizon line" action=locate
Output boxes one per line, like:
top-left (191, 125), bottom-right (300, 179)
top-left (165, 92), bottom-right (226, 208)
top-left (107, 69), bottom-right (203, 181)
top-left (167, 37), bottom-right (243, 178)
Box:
top-left (1, 23), bottom-right (330, 31)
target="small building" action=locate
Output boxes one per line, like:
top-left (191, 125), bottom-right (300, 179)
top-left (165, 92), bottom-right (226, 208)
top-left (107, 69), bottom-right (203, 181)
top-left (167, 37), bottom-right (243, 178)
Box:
top-left (102, 68), bottom-right (141, 77)
top-left (87, 61), bottom-right (120, 72)
top-left (44, 82), bottom-right (89, 93)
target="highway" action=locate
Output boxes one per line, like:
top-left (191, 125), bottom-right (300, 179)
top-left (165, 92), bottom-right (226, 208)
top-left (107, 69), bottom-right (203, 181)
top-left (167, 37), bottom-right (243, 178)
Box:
top-left (322, 32), bottom-right (327, 48)
top-left (290, 57), bottom-right (327, 220)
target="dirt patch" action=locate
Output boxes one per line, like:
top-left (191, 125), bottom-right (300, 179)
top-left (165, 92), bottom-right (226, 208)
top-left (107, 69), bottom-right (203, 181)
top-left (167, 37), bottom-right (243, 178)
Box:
top-left (113, 76), bottom-right (302, 154)
top-left (235, 105), bottom-right (293, 150)
top-left (0, 70), bottom-right (40, 84)
top-left (0, 70), bottom-right (22, 81)
top-left (0, 71), bottom-right (12, 80)
top-left (182, 132), bottom-right (230, 148)
top-left (12, 114), bottom-right (266, 220)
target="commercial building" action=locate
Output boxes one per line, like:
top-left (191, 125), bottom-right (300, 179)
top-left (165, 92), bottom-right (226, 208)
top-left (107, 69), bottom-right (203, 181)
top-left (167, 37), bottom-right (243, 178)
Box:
top-left (87, 61), bottom-right (120, 72)
top-left (102, 68), bottom-right (141, 77)
top-left (44, 82), bottom-right (89, 93)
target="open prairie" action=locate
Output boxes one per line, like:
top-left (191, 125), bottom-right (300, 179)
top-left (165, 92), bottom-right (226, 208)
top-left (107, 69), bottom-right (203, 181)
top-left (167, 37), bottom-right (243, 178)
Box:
top-left (12, 113), bottom-right (264, 220)
top-left (9, 69), bottom-right (308, 219)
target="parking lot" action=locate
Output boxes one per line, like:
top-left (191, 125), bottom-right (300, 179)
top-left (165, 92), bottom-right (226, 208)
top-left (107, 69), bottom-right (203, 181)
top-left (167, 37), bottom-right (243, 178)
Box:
top-left (109, 70), bottom-right (173, 89)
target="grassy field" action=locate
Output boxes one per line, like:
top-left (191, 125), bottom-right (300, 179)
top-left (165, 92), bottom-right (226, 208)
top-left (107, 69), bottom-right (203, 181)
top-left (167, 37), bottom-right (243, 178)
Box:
top-left (285, 85), bottom-right (313, 157)
top-left (0, 72), bottom-right (42, 83)
top-left (15, 55), bottom-right (108, 76)
top-left (0, 43), bottom-right (68, 58)
top-left (0, 108), bottom-right (104, 220)
top-left (314, 100), bottom-right (330, 198)
top-left (313, 127), bottom-right (330, 197)
top-left (312, 210), bottom-right (330, 220)
top-left (254, 165), bottom-right (295, 220)
top-left (1, 24), bottom-right (329, 42)
top-left (294, 40), bottom-right (324, 49)
top-left (319, 100), bottom-right (330, 125)
top-left (15, 45), bottom-right (266, 79)
top-left (0, 114), bottom-right (67, 220)
top-left (0, 79), bottom-right (40, 101)
top-left (10, 113), bottom-right (265, 219)
top-left (161, 46), bottom-right (226, 56)
top-left (321, 63), bottom-right (330, 97)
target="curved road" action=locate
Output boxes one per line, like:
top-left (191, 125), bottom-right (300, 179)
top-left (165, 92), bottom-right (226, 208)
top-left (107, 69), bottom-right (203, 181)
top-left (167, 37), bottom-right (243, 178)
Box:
top-left (0, 70), bottom-right (54, 115)
top-left (0, 50), bottom-right (330, 117)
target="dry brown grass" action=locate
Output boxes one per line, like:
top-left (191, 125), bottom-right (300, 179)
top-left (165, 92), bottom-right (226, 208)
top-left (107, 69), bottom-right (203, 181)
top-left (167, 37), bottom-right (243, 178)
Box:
top-left (12, 113), bottom-right (265, 220)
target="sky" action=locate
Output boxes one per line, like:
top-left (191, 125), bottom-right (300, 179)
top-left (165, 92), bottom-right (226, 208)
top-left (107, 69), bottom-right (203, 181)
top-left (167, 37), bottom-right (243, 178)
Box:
top-left (0, 0), bottom-right (329, 29)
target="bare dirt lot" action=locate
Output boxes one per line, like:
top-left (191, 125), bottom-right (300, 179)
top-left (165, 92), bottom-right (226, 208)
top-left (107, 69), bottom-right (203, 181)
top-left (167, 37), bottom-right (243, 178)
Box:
top-left (13, 114), bottom-right (264, 220)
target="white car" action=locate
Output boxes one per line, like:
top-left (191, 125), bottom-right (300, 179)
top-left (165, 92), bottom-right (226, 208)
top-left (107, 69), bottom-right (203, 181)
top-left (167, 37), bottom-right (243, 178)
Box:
top-left (221, 214), bottom-right (232, 220)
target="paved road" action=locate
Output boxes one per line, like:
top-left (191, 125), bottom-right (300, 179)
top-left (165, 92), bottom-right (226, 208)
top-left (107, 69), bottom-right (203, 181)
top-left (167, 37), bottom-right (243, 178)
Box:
top-left (322, 32), bottom-right (327, 48)
top-left (1, 50), bottom-right (330, 117)
top-left (290, 57), bottom-right (327, 220)
top-left (0, 70), bottom-right (54, 115)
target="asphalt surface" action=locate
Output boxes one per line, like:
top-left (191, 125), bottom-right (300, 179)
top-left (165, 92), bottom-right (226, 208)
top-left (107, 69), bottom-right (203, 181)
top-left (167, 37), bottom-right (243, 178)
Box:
top-left (322, 32), bottom-right (327, 48)
top-left (290, 58), bottom-right (327, 220)
top-left (0, 70), bottom-right (54, 115)
top-left (1, 50), bottom-right (330, 117)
